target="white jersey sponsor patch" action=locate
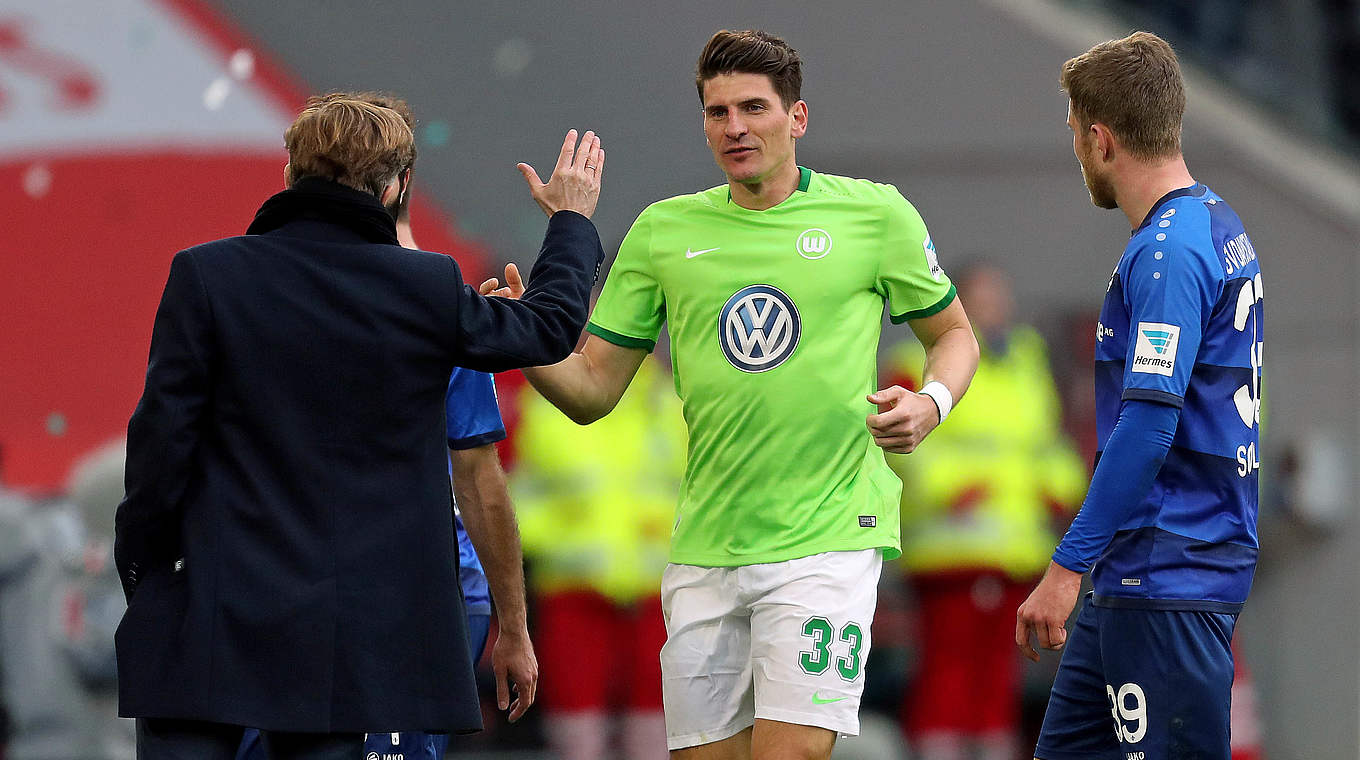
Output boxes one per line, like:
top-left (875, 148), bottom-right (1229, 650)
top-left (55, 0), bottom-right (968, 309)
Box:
top-left (1131, 322), bottom-right (1180, 376)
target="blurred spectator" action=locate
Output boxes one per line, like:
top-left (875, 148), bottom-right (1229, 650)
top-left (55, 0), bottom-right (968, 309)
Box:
top-left (0, 440), bottom-right (132, 760)
top-left (1103, 0), bottom-right (1360, 145)
top-left (882, 265), bottom-right (1087, 760)
top-left (509, 355), bottom-right (685, 760)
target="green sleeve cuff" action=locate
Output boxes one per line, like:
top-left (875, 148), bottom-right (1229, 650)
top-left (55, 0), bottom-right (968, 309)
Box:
top-left (585, 322), bottom-right (656, 351)
top-left (890, 283), bottom-right (957, 324)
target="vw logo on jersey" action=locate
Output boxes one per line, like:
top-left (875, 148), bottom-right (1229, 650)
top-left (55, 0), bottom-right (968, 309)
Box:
top-left (796, 228), bottom-right (833, 259)
top-left (718, 284), bottom-right (801, 373)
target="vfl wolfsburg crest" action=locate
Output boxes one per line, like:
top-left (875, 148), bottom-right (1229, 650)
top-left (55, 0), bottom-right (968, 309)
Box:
top-left (718, 285), bottom-right (801, 372)
top-left (796, 228), bottom-right (832, 260)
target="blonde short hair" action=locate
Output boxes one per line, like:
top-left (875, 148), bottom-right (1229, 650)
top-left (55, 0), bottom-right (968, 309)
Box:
top-left (284, 93), bottom-right (416, 196)
top-left (1060, 31), bottom-right (1186, 160)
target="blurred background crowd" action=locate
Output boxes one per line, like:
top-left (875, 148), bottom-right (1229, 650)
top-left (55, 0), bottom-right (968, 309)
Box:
top-left (1, 0), bottom-right (1356, 758)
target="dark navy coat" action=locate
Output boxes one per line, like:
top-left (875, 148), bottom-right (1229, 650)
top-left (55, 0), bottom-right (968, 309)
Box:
top-left (114, 178), bottom-right (602, 733)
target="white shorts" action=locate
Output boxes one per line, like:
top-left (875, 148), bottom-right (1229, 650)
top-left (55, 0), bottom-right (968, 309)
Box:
top-left (659, 549), bottom-right (882, 750)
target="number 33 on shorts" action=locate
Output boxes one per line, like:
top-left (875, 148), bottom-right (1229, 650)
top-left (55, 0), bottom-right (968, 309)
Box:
top-left (1106, 681), bottom-right (1147, 744)
top-left (797, 617), bottom-right (866, 681)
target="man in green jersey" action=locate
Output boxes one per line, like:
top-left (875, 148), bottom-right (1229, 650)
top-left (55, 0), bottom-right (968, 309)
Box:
top-left (521, 30), bottom-right (979, 759)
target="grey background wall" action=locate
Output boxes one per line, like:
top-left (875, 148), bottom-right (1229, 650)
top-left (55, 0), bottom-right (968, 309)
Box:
top-left (208, 0), bottom-right (1360, 755)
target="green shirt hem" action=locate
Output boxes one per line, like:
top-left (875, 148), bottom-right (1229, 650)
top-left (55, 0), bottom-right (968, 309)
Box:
top-left (585, 322), bottom-right (656, 351)
top-left (890, 283), bottom-right (957, 324)
top-left (668, 537), bottom-right (902, 568)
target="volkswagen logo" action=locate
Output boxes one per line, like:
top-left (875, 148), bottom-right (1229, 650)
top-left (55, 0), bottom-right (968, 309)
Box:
top-left (718, 285), bottom-right (801, 372)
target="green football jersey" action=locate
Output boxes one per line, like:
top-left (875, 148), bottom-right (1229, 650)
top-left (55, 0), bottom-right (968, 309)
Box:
top-left (587, 167), bottom-right (955, 567)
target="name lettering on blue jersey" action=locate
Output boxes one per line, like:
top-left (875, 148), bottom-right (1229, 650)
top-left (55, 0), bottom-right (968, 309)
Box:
top-left (1222, 232), bottom-right (1258, 275)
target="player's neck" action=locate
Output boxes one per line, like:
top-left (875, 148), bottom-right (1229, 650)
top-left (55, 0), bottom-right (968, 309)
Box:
top-left (728, 160), bottom-right (800, 211)
top-left (1116, 155), bottom-right (1195, 230)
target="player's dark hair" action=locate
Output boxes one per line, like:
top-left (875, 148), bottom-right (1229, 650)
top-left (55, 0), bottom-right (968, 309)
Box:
top-left (696, 30), bottom-right (802, 109)
top-left (1060, 31), bottom-right (1185, 160)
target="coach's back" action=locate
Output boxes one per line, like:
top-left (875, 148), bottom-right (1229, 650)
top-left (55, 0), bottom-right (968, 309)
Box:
top-left (114, 173), bottom-right (602, 734)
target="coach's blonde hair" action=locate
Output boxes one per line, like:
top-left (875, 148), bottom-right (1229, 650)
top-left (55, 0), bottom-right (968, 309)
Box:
top-left (1060, 31), bottom-right (1186, 160)
top-left (284, 93), bottom-right (416, 197)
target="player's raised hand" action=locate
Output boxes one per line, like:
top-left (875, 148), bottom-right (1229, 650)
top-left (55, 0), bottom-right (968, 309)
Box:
top-left (1015, 561), bottom-right (1084, 662)
top-left (518, 129), bottom-right (605, 219)
top-left (478, 263), bottom-right (525, 299)
top-left (865, 385), bottom-right (941, 453)
top-left (491, 626), bottom-right (539, 722)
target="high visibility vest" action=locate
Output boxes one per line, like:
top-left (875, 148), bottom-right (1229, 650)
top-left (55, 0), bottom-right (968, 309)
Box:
top-left (510, 358), bottom-right (687, 603)
top-left (885, 326), bottom-right (1088, 579)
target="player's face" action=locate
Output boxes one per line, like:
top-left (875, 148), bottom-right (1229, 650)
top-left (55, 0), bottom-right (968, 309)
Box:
top-left (1068, 104), bottom-right (1117, 210)
top-left (701, 73), bottom-right (807, 185)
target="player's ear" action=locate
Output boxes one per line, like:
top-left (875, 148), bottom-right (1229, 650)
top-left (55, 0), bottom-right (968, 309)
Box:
top-left (790, 100), bottom-right (808, 139)
top-left (1092, 123), bottom-right (1116, 162)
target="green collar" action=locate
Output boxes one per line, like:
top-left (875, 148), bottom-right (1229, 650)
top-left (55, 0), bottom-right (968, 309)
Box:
top-left (725, 165), bottom-right (812, 206)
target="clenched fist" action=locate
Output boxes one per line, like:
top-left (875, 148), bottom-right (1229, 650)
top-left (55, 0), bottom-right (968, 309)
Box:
top-left (866, 385), bottom-right (941, 453)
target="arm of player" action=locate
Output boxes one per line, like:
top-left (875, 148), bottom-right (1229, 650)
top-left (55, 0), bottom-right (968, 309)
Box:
top-left (450, 444), bottom-right (538, 722)
top-left (867, 297), bottom-right (978, 453)
top-left (475, 251), bottom-right (646, 425)
top-left (1015, 399), bottom-right (1180, 662)
top-left (522, 334), bottom-right (649, 424)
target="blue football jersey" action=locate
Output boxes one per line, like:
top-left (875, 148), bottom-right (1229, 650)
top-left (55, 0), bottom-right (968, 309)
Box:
top-left (445, 367), bottom-right (507, 614)
top-left (1090, 183), bottom-right (1262, 611)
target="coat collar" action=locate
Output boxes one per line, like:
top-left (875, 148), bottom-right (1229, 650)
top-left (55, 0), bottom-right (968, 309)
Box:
top-left (247, 177), bottom-right (399, 245)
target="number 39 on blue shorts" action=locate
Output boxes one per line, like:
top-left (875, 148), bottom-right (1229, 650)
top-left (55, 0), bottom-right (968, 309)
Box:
top-left (1035, 594), bottom-right (1237, 760)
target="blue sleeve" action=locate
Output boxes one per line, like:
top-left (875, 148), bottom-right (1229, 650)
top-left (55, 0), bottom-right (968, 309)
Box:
top-left (445, 367), bottom-right (507, 450)
top-left (1052, 399), bottom-right (1180, 573)
top-left (1119, 237), bottom-right (1218, 407)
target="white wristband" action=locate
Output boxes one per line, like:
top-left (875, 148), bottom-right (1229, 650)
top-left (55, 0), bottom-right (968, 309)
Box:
top-left (917, 381), bottom-right (953, 424)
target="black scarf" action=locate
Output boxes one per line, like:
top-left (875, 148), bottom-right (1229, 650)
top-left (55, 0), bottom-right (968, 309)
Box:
top-left (246, 176), bottom-right (399, 245)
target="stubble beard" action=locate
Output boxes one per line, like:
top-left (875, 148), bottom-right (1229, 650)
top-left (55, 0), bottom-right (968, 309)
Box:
top-left (1080, 161), bottom-right (1118, 210)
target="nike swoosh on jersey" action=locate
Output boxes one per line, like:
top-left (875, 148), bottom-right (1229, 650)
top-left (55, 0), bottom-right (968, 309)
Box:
top-left (811, 692), bottom-right (848, 705)
top-left (685, 246), bottom-right (720, 259)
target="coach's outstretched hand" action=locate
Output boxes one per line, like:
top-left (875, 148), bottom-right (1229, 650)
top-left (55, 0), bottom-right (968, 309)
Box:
top-left (866, 385), bottom-right (941, 454)
top-left (518, 129), bottom-right (605, 219)
top-left (492, 626), bottom-right (538, 722)
top-left (1015, 561), bottom-right (1084, 662)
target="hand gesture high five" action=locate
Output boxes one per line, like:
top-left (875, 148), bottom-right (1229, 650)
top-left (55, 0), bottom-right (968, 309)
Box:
top-left (518, 129), bottom-right (604, 219)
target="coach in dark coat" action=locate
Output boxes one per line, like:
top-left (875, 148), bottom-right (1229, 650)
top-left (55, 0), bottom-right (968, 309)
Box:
top-left (114, 97), bottom-right (605, 754)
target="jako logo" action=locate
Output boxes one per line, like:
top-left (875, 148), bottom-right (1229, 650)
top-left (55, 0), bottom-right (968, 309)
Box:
top-left (796, 228), bottom-right (832, 260)
top-left (718, 285), bottom-right (801, 372)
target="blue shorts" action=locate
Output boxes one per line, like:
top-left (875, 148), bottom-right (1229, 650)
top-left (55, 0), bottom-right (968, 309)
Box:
top-left (1035, 595), bottom-right (1236, 760)
top-left (236, 612), bottom-right (492, 760)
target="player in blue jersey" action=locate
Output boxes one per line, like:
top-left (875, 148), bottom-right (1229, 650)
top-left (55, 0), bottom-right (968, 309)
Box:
top-left (1016, 32), bottom-right (1263, 760)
